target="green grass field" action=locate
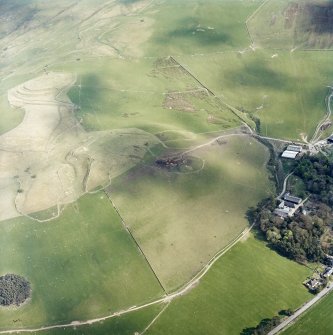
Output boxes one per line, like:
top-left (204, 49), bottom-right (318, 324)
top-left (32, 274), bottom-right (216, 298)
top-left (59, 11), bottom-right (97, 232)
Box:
top-left (39, 234), bottom-right (312, 335)
top-left (145, 234), bottom-right (312, 335)
top-left (177, 50), bottom-right (333, 140)
top-left (34, 304), bottom-right (165, 335)
top-left (0, 192), bottom-right (163, 330)
top-left (141, 0), bottom-right (261, 56)
top-left (283, 291), bottom-right (333, 335)
top-left (62, 57), bottom-right (241, 135)
top-left (1, 1), bottom-right (332, 334)
top-left (110, 135), bottom-right (274, 290)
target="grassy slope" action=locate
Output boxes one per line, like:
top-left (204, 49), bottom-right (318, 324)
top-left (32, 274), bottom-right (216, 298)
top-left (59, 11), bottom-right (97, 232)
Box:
top-left (63, 57), bottom-right (240, 135)
top-left (178, 50), bottom-right (333, 140)
top-left (110, 136), bottom-right (273, 291)
top-left (0, 193), bottom-right (163, 330)
top-left (146, 234), bottom-right (312, 335)
top-left (248, 0), bottom-right (333, 50)
top-left (0, 93), bottom-right (24, 135)
top-left (282, 291), bottom-right (333, 335)
top-left (247, 0), bottom-right (294, 49)
top-left (142, 0), bottom-right (261, 56)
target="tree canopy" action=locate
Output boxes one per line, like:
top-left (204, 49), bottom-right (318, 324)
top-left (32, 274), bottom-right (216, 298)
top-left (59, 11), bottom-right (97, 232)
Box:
top-left (0, 273), bottom-right (31, 307)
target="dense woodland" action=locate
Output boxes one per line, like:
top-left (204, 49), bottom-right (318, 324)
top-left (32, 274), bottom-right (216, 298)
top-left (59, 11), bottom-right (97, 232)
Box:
top-left (0, 274), bottom-right (30, 307)
top-left (294, 155), bottom-right (333, 206)
top-left (251, 155), bottom-right (333, 263)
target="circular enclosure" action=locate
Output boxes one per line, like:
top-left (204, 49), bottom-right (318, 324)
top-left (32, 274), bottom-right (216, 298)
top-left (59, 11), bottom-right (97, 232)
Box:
top-left (0, 274), bottom-right (31, 307)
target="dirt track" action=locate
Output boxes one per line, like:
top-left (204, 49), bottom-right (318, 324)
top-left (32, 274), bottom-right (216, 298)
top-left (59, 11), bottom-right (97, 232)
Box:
top-left (0, 223), bottom-right (254, 334)
top-left (0, 72), bottom-right (158, 222)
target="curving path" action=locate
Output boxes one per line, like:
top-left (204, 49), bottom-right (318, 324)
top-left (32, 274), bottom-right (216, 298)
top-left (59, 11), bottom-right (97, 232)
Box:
top-left (0, 224), bottom-right (254, 334)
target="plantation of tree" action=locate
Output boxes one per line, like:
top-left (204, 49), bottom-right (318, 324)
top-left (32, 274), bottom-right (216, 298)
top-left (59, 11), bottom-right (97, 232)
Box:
top-left (0, 274), bottom-right (31, 307)
top-left (294, 155), bottom-right (333, 206)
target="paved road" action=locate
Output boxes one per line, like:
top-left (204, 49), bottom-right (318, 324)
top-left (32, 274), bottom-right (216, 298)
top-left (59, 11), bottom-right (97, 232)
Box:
top-left (268, 283), bottom-right (333, 335)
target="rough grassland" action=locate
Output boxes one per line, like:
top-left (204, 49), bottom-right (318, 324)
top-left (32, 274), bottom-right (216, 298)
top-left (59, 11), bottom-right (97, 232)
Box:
top-left (141, 0), bottom-right (261, 56)
top-left (146, 234), bottom-right (312, 335)
top-left (110, 135), bottom-right (273, 291)
top-left (178, 50), bottom-right (333, 140)
top-left (248, 0), bottom-right (333, 50)
top-left (283, 291), bottom-right (333, 335)
top-left (0, 93), bottom-right (24, 135)
top-left (0, 192), bottom-right (163, 330)
top-left (63, 57), bottom-right (240, 135)
top-left (247, 0), bottom-right (296, 49)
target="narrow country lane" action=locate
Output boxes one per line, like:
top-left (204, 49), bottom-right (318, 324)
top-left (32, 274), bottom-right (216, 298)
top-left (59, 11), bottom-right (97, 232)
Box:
top-left (268, 283), bottom-right (333, 335)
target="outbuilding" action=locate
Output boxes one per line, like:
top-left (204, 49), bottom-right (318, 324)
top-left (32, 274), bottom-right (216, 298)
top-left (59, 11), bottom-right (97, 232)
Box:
top-left (323, 267), bottom-right (333, 278)
top-left (286, 145), bottom-right (302, 152)
top-left (274, 208), bottom-right (290, 218)
top-left (284, 193), bottom-right (302, 205)
top-left (281, 150), bottom-right (298, 159)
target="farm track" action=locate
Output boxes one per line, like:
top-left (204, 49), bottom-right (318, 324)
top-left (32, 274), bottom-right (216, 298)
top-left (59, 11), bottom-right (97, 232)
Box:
top-left (3, 2), bottom-right (333, 333)
top-left (310, 89), bottom-right (333, 144)
top-left (0, 223), bottom-right (255, 334)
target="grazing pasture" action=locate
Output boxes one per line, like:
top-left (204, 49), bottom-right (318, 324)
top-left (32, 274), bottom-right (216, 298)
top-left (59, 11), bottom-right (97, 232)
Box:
top-left (177, 50), bottom-right (333, 140)
top-left (0, 193), bottom-right (163, 329)
top-left (109, 135), bottom-right (273, 290)
top-left (248, 0), bottom-right (333, 50)
top-left (141, 0), bottom-right (261, 56)
top-left (34, 305), bottom-right (165, 335)
top-left (145, 235), bottom-right (312, 335)
top-left (1, 0), bottom-right (332, 333)
top-left (283, 291), bottom-right (333, 335)
top-left (65, 57), bottom-right (241, 135)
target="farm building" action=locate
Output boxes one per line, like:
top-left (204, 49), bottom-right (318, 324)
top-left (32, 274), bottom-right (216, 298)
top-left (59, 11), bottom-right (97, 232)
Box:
top-left (284, 201), bottom-right (296, 208)
top-left (283, 193), bottom-right (302, 205)
top-left (286, 145), bottom-right (302, 152)
top-left (323, 267), bottom-right (333, 278)
top-left (305, 278), bottom-right (321, 291)
top-left (274, 208), bottom-right (290, 218)
top-left (281, 150), bottom-right (298, 159)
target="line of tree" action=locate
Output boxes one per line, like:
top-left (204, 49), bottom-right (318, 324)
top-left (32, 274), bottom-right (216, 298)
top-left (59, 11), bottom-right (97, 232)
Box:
top-left (241, 309), bottom-right (294, 335)
top-left (241, 316), bottom-right (282, 335)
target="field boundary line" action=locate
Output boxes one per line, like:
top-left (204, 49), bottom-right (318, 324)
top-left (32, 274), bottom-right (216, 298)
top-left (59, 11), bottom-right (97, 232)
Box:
top-left (0, 219), bottom-right (254, 334)
top-left (245, 0), bottom-right (272, 45)
top-left (104, 190), bottom-right (168, 295)
top-left (170, 56), bottom-right (255, 128)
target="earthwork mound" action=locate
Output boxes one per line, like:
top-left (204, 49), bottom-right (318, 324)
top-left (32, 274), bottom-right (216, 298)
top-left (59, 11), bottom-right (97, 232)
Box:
top-left (0, 274), bottom-right (31, 307)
